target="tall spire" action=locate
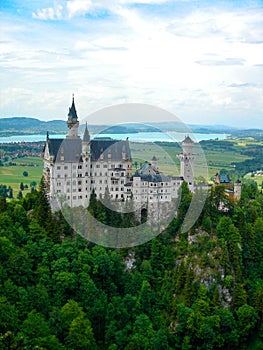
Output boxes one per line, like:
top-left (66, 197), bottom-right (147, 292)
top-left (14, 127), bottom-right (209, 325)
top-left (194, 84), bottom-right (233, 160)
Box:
top-left (83, 122), bottom-right (90, 142)
top-left (68, 93), bottom-right (78, 120)
top-left (67, 94), bottom-right (79, 138)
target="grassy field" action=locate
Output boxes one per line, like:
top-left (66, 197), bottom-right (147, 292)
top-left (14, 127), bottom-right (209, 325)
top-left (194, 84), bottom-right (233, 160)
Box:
top-left (244, 172), bottom-right (263, 188)
top-left (130, 141), bottom-right (251, 180)
top-left (0, 156), bottom-right (43, 197)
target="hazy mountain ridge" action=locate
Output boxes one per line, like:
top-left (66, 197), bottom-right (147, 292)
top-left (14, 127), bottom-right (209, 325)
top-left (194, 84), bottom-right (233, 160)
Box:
top-left (0, 116), bottom-right (261, 137)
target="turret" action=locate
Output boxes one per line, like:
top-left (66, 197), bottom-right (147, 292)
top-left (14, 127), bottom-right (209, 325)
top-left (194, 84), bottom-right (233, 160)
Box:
top-left (151, 155), bottom-right (158, 169)
top-left (234, 180), bottom-right (242, 200)
top-left (66, 94), bottom-right (79, 138)
top-left (82, 122), bottom-right (90, 158)
top-left (177, 135), bottom-right (195, 191)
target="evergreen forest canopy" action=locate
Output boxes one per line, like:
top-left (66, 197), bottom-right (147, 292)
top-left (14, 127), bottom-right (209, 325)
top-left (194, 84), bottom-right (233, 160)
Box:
top-left (0, 179), bottom-right (263, 349)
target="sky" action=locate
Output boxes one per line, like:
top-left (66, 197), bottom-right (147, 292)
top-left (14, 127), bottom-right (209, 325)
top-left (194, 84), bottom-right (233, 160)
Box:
top-left (1, 0), bottom-right (263, 128)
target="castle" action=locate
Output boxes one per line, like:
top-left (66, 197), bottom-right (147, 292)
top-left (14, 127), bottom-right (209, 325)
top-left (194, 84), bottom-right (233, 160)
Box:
top-left (43, 97), bottom-right (195, 211)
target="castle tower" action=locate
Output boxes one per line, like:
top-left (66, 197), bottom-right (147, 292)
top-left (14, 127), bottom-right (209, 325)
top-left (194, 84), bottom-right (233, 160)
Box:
top-left (151, 155), bottom-right (158, 169)
top-left (82, 122), bottom-right (90, 156)
top-left (234, 180), bottom-right (242, 200)
top-left (177, 136), bottom-right (195, 191)
top-left (66, 94), bottom-right (79, 138)
top-left (82, 122), bottom-right (91, 205)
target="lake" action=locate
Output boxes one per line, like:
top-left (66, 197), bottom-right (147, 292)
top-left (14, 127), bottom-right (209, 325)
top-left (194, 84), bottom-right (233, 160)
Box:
top-left (0, 131), bottom-right (228, 143)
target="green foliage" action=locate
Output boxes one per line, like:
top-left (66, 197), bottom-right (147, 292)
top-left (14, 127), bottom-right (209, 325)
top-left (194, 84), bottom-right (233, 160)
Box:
top-left (0, 181), bottom-right (262, 349)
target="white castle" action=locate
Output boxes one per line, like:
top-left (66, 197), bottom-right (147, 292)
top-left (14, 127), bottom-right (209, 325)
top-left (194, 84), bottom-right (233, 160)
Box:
top-left (43, 97), bottom-right (195, 212)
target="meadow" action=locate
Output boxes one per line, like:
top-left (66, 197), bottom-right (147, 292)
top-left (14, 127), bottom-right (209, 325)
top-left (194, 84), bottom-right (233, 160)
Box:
top-left (0, 156), bottom-right (43, 197)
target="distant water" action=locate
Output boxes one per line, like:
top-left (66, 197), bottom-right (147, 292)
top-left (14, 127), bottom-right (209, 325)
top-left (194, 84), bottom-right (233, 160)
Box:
top-left (0, 132), bottom-right (228, 144)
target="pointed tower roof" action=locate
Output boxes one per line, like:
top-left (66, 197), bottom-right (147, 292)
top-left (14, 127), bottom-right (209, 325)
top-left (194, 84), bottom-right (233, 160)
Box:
top-left (182, 135), bottom-right (194, 144)
top-left (152, 155), bottom-right (157, 161)
top-left (83, 122), bottom-right (90, 142)
top-left (68, 94), bottom-right (78, 120)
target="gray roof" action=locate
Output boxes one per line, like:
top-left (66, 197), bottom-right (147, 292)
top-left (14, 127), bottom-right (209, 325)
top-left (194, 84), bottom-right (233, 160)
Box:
top-left (220, 175), bottom-right (230, 183)
top-left (44, 137), bottom-right (131, 163)
top-left (83, 123), bottom-right (90, 142)
top-left (134, 162), bottom-right (169, 183)
top-left (68, 96), bottom-right (78, 120)
top-left (90, 139), bottom-right (131, 161)
top-left (183, 135), bottom-right (194, 144)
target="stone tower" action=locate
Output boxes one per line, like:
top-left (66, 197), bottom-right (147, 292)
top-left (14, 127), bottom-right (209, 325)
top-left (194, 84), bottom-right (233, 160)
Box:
top-left (234, 180), bottom-right (242, 200)
top-left (66, 95), bottom-right (79, 138)
top-left (82, 122), bottom-right (91, 206)
top-left (177, 136), bottom-right (195, 191)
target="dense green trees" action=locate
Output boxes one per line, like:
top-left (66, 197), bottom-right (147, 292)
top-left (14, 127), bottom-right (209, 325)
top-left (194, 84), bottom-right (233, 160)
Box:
top-left (0, 180), bottom-right (262, 349)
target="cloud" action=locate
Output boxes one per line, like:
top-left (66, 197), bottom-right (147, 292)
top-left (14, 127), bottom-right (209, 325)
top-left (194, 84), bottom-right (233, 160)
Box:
top-left (227, 82), bottom-right (255, 88)
top-left (1, 0), bottom-right (263, 127)
top-left (66, 0), bottom-right (93, 18)
top-left (32, 2), bottom-right (63, 20)
top-left (195, 58), bottom-right (246, 66)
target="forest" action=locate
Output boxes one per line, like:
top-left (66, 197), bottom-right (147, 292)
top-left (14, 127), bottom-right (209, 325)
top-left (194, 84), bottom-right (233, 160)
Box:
top-left (0, 179), bottom-right (263, 349)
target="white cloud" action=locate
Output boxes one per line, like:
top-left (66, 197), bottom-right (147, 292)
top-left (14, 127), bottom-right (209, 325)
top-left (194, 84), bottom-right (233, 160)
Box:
top-left (1, 0), bottom-right (263, 127)
top-left (66, 0), bottom-right (93, 18)
top-left (32, 2), bottom-right (63, 20)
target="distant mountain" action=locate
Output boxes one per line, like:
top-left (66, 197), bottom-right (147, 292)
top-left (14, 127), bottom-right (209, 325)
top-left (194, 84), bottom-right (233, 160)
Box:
top-left (0, 117), bottom-right (67, 135)
top-left (1, 117), bottom-right (260, 137)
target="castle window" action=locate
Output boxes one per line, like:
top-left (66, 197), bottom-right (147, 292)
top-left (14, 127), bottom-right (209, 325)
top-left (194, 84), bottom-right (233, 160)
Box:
top-left (77, 174), bottom-right (82, 177)
top-left (96, 164), bottom-right (100, 168)
top-left (121, 187), bottom-right (124, 191)
top-left (121, 172), bottom-right (124, 176)
top-left (67, 188), bottom-right (70, 193)
top-left (99, 180), bottom-right (102, 184)
top-left (67, 181), bottom-right (70, 185)
top-left (78, 195), bottom-right (82, 199)
top-left (73, 196), bottom-right (76, 200)
top-left (105, 180), bottom-right (107, 184)
top-left (103, 164), bottom-right (107, 168)
top-left (57, 174), bottom-right (61, 178)
top-left (57, 166), bottom-right (61, 170)
top-left (64, 166), bottom-right (68, 170)
top-left (78, 188), bottom-right (81, 192)
top-left (78, 180), bottom-right (82, 185)
top-left (67, 196), bottom-right (70, 200)
top-left (78, 165), bottom-right (82, 169)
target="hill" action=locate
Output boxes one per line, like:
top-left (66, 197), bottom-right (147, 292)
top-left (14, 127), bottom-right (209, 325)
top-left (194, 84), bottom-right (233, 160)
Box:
top-left (0, 117), bottom-right (244, 137)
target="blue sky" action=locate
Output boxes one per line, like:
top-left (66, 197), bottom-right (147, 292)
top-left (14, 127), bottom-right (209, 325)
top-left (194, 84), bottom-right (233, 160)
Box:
top-left (1, 0), bottom-right (263, 128)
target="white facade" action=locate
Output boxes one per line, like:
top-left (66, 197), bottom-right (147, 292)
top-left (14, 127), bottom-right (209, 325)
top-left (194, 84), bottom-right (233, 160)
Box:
top-left (43, 98), bottom-right (196, 210)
